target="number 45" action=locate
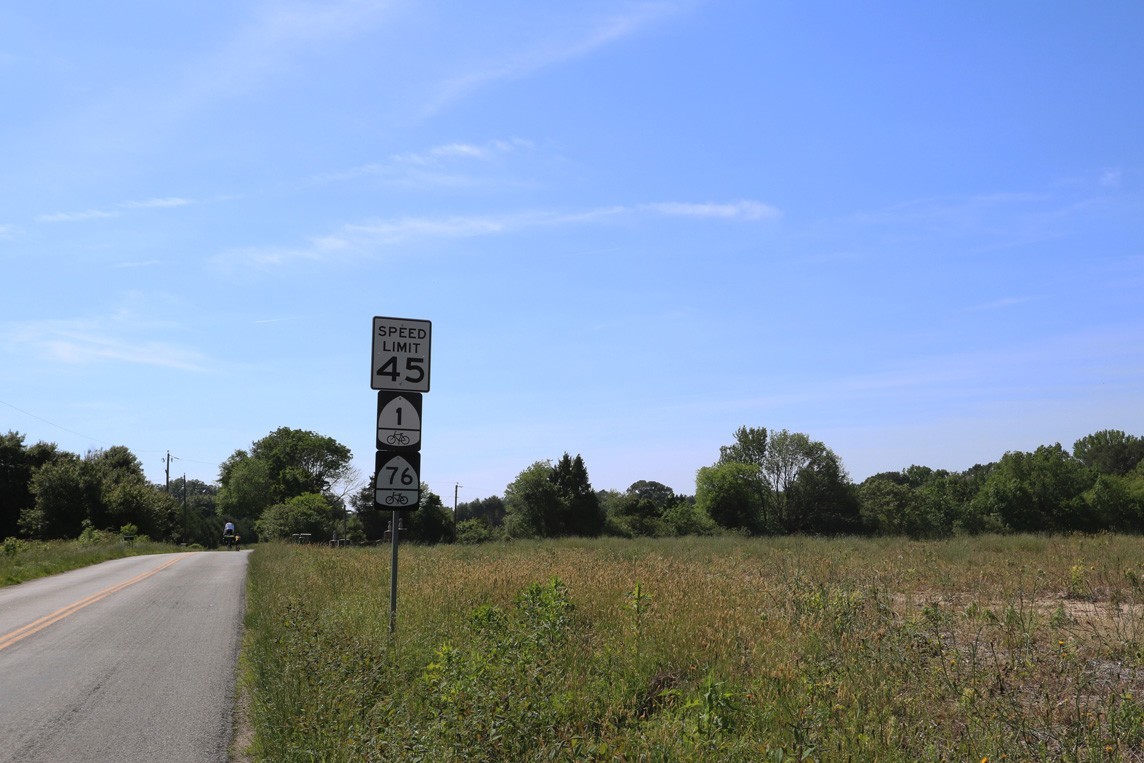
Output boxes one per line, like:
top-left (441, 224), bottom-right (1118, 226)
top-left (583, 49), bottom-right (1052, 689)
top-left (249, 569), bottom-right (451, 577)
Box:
top-left (376, 356), bottom-right (425, 384)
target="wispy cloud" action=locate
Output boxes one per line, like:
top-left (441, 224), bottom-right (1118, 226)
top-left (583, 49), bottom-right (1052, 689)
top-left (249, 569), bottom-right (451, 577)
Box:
top-left (5, 321), bottom-right (211, 372)
top-left (392, 139), bottom-right (533, 166)
top-left (35, 196), bottom-right (193, 224)
top-left (0, 224), bottom-right (18, 239)
top-left (844, 192), bottom-right (1048, 228)
top-left (170, 1), bottom-right (400, 110)
top-left (831, 181), bottom-right (1123, 257)
top-left (423, 4), bottom-right (684, 116)
top-left (118, 197), bottom-right (192, 209)
top-left (1099, 168), bottom-right (1122, 188)
top-left (112, 260), bottom-right (164, 269)
top-left (36, 209), bottom-right (120, 223)
top-left (640, 200), bottom-right (781, 220)
top-left (39, 333), bottom-right (210, 371)
top-left (312, 139), bottom-right (535, 188)
top-left (1, 298), bottom-right (213, 372)
top-left (964, 295), bottom-right (1037, 312)
top-left (212, 197), bottom-right (779, 268)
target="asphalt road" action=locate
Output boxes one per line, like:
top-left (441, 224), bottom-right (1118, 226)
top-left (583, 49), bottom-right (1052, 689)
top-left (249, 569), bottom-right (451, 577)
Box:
top-left (0, 551), bottom-right (250, 763)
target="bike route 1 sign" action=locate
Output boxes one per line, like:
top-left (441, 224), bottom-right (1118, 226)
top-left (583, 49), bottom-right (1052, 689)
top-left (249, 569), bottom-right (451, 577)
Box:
top-left (376, 391), bottom-right (422, 452)
top-left (374, 451), bottom-right (421, 510)
top-left (371, 316), bottom-right (431, 392)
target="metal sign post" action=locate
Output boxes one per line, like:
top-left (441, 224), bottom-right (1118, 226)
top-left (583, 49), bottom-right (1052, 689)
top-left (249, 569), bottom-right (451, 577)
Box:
top-left (371, 316), bottom-right (431, 635)
top-left (390, 518), bottom-right (399, 634)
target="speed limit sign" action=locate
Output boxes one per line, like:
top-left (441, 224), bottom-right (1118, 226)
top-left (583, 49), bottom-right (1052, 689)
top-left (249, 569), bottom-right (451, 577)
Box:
top-left (374, 451), bottom-right (421, 510)
top-left (371, 316), bottom-right (431, 392)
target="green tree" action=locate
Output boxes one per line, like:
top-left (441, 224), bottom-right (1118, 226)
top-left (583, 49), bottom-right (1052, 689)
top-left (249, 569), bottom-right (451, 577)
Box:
top-left (91, 445), bottom-right (145, 487)
top-left (858, 476), bottom-right (946, 538)
top-left (717, 426), bottom-right (771, 529)
top-left (216, 428), bottom-right (355, 538)
top-left (970, 445), bottom-right (1097, 532)
top-left (504, 461), bottom-right (562, 538)
top-left (605, 480), bottom-right (681, 537)
top-left (660, 497), bottom-right (716, 536)
top-left (169, 477), bottom-right (221, 546)
top-left (254, 493), bottom-right (333, 540)
top-left (456, 495), bottom-right (506, 526)
top-left (859, 477), bottom-right (916, 536)
top-left (104, 481), bottom-right (177, 540)
top-left (1085, 473), bottom-right (1144, 533)
top-left (608, 492), bottom-right (662, 537)
top-left (551, 453), bottom-right (604, 536)
top-left (216, 454), bottom-right (274, 529)
top-left (88, 446), bottom-right (149, 532)
top-left (21, 454), bottom-right (102, 539)
top-left (712, 426), bottom-right (856, 534)
top-left (759, 430), bottom-right (816, 531)
top-left (0, 432), bottom-right (59, 539)
top-left (1073, 430), bottom-right (1144, 476)
top-left (718, 426), bottom-right (768, 471)
top-left (248, 427), bottom-right (353, 504)
top-left (915, 470), bottom-right (976, 536)
top-left (941, 463), bottom-right (997, 533)
top-left (352, 484), bottom-right (456, 545)
top-left (695, 462), bottom-right (761, 532)
top-left (350, 484), bottom-right (388, 542)
top-left (400, 485), bottom-right (454, 544)
top-left (455, 517), bottom-right (495, 544)
top-left (626, 480), bottom-right (677, 512)
top-left (783, 439), bottom-right (860, 534)
top-left (503, 455), bottom-right (603, 539)
top-left (19, 445), bottom-right (180, 541)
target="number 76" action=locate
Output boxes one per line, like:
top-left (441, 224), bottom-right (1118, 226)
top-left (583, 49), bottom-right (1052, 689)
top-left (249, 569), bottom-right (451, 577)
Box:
top-left (385, 467), bottom-right (416, 486)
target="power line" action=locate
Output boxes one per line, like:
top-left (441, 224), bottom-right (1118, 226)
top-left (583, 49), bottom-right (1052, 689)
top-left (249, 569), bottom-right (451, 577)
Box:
top-left (0, 398), bottom-right (217, 468)
top-left (0, 398), bottom-right (114, 446)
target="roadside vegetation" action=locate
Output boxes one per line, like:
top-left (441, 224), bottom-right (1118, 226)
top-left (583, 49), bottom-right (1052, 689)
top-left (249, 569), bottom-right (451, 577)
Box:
top-left (1, 528), bottom-right (183, 586)
top-left (6, 425), bottom-right (1142, 550)
top-left (242, 534), bottom-right (1144, 762)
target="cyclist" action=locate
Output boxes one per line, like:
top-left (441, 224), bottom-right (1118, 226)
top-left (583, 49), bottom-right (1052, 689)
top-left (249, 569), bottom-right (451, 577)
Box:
top-left (223, 521), bottom-right (236, 548)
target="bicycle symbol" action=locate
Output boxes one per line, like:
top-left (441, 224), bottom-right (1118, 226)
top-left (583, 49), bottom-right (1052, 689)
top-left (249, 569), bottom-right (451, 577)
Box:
top-left (386, 431), bottom-right (411, 446)
top-left (385, 493), bottom-right (409, 505)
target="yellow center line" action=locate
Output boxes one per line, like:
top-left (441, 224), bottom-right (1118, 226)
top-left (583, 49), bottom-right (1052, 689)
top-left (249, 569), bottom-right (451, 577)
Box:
top-left (0, 555), bottom-right (186, 652)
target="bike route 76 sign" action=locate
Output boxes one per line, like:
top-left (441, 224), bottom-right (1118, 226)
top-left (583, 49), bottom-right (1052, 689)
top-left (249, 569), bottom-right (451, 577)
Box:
top-left (374, 451), bottom-right (421, 510)
top-left (371, 316), bottom-right (431, 392)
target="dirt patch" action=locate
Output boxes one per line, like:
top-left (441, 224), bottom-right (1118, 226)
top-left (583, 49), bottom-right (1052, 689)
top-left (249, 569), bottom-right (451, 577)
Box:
top-left (229, 675), bottom-right (254, 763)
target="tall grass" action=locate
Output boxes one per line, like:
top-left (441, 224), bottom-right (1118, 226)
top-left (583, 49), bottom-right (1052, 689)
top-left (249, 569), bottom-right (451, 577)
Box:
top-left (242, 535), bottom-right (1144, 761)
top-left (1, 535), bottom-right (185, 586)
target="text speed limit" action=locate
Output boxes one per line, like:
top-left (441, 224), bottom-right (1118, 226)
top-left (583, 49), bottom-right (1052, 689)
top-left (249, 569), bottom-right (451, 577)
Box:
top-left (371, 316), bottom-right (431, 392)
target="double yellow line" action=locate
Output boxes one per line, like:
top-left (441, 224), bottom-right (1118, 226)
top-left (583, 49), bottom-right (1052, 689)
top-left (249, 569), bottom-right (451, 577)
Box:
top-left (0, 554), bottom-right (186, 652)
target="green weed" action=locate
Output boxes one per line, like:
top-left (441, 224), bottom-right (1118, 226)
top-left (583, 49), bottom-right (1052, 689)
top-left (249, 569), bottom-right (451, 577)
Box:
top-left (240, 535), bottom-right (1144, 762)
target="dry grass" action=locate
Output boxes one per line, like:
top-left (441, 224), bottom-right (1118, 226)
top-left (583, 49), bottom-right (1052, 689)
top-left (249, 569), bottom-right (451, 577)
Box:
top-left (241, 534), bottom-right (1144, 761)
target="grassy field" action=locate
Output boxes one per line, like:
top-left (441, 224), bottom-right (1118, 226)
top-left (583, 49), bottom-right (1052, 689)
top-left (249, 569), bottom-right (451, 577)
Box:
top-left (0, 535), bottom-right (185, 586)
top-left (242, 535), bottom-right (1144, 762)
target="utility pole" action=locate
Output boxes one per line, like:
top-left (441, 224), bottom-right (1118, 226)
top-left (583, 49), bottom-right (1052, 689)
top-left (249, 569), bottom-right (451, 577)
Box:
top-left (164, 451), bottom-right (171, 493)
top-left (183, 472), bottom-right (189, 544)
top-left (453, 483), bottom-right (462, 533)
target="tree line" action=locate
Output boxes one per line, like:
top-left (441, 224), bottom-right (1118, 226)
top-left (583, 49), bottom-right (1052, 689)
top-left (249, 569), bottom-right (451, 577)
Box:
top-left (455, 426), bottom-right (1144, 541)
top-left (1, 433), bottom-right (192, 543)
top-left (4, 425), bottom-right (1142, 547)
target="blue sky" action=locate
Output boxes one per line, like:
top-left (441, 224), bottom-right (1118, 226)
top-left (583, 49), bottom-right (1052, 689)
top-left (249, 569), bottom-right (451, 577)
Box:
top-left (2, 1), bottom-right (1141, 504)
